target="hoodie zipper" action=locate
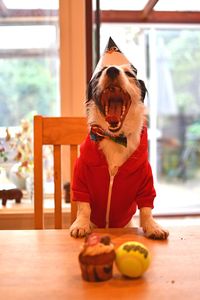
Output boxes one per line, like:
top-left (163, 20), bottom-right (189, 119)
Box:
top-left (105, 174), bottom-right (115, 228)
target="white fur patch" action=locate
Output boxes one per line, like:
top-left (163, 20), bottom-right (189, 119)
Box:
top-left (87, 64), bottom-right (145, 173)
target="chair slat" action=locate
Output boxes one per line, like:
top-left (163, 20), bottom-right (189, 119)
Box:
top-left (54, 145), bottom-right (62, 229)
top-left (34, 115), bottom-right (44, 229)
top-left (34, 115), bottom-right (87, 229)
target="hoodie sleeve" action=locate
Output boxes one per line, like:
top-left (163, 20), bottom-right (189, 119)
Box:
top-left (72, 157), bottom-right (90, 202)
top-left (136, 161), bottom-right (156, 209)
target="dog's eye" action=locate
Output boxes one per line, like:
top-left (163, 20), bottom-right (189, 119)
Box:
top-left (95, 67), bottom-right (107, 79)
top-left (125, 71), bottom-right (135, 78)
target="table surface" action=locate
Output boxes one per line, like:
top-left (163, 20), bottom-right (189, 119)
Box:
top-left (0, 226), bottom-right (200, 300)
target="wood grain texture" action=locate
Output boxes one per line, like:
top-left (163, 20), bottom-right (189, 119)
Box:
top-left (54, 145), bottom-right (62, 229)
top-left (34, 115), bottom-right (44, 229)
top-left (0, 227), bottom-right (200, 300)
top-left (100, 10), bottom-right (200, 24)
top-left (33, 115), bottom-right (88, 229)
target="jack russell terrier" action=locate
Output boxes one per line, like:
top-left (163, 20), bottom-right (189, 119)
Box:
top-left (70, 37), bottom-right (169, 240)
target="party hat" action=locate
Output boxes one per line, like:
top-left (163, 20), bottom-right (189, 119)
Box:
top-left (92, 37), bottom-right (137, 77)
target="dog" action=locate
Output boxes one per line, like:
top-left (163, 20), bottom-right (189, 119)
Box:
top-left (70, 63), bottom-right (169, 240)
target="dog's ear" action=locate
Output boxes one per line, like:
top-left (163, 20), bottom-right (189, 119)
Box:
top-left (86, 76), bottom-right (99, 102)
top-left (86, 68), bottom-right (106, 103)
top-left (138, 79), bottom-right (147, 102)
top-left (86, 79), bottom-right (94, 102)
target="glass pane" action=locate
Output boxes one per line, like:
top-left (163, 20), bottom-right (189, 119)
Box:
top-left (3, 0), bottom-right (58, 9)
top-left (0, 25), bottom-right (57, 49)
top-left (152, 28), bottom-right (200, 214)
top-left (0, 57), bottom-right (59, 127)
top-left (100, 24), bottom-right (200, 215)
top-left (0, 23), bottom-right (59, 126)
top-left (99, 0), bottom-right (147, 11)
top-left (0, 1), bottom-right (59, 210)
top-left (155, 0), bottom-right (200, 12)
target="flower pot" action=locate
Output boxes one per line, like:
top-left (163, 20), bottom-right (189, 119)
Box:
top-left (9, 163), bottom-right (26, 190)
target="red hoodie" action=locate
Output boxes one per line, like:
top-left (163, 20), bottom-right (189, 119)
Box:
top-left (72, 127), bottom-right (156, 228)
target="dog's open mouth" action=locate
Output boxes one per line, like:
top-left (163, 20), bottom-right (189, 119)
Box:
top-left (100, 86), bottom-right (131, 132)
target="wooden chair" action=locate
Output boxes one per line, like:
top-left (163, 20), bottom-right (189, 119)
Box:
top-left (33, 115), bottom-right (88, 229)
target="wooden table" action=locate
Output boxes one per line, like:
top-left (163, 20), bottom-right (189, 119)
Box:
top-left (0, 227), bottom-right (200, 300)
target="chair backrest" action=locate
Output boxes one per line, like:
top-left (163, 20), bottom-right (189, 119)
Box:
top-left (33, 115), bottom-right (88, 229)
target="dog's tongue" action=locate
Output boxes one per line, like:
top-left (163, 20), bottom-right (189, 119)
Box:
top-left (105, 100), bottom-right (122, 125)
top-left (105, 114), bottom-right (120, 126)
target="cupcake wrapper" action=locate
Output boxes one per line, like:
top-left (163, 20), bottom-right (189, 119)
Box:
top-left (80, 262), bottom-right (114, 282)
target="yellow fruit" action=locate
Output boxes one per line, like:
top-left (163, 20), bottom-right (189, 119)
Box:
top-left (115, 241), bottom-right (151, 278)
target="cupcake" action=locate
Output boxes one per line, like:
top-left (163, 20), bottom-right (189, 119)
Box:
top-left (79, 233), bottom-right (115, 282)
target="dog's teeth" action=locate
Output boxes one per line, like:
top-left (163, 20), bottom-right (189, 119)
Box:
top-left (120, 105), bottom-right (126, 119)
top-left (105, 105), bottom-right (108, 115)
top-left (109, 87), bottom-right (115, 92)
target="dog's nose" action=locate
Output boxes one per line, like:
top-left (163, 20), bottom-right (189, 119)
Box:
top-left (106, 67), bottom-right (120, 79)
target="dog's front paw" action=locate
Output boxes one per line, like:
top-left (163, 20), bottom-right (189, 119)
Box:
top-left (142, 218), bottom-right (169, 240)
top-left (70, 218), bottom-right (92, 238)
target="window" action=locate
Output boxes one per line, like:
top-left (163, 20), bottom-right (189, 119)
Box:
top-left (0, 0), bottom-right (59, 205)
top-left (0, 9), bottom-right (59, 127)
top-left (100, 23), bottom-right (200, 215)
